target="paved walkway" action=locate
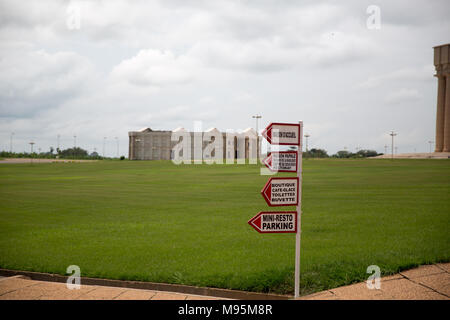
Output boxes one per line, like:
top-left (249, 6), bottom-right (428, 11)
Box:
top-left (299, 263), bottom-right (449, 300)
top-left (0, 276), bottom-right (223, 300)
top-left (0, 263), bottom-right (448, 300)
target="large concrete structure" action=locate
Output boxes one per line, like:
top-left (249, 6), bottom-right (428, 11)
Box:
top-left (434, 43), bottom-right (450, 152)
top-left (128, 127), bottom-right (259, 161)
top-left (128, 128), bottom-right (173, 160)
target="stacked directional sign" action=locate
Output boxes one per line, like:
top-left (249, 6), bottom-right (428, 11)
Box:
top-left (261, 177), bottom-right (299, 207)
top-left (263, 151), bottom-right (298, 172)
top-left (248, 122), bottom-right (301, 233)
top-left (247, 121), bottom-right (303, 298)
top-left (248, 211), bottom-right (297, 233)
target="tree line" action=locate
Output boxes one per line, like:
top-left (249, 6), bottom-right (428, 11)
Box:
top-left (289, 147), bottom-right (382, 158)
top-left (0, 147), bottom-right (125, 160)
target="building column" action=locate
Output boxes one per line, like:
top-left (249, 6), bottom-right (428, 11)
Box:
top-left (435, 75), bottom-right (446, 152)
top-left (443, 74), bottom-right (450, 152)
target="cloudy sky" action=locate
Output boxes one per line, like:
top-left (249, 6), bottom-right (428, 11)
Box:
top-left (0, 0), bottom-right (449, 156)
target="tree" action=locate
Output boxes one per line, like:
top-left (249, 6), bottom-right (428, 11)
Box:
top-left (59, 147), bottom-right (88, 159)
top-left (306, 148), bottom-right (328, 158)
top-left (334, 150), bottom-right (352, 158)
top-left (356, 149), bottom-right (379, 158)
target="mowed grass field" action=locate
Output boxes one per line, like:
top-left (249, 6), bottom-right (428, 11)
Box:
top-left (0, 159), bottom-right (449, 295)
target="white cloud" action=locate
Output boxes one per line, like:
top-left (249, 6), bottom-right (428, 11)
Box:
top-left (359, 65), bottom-right (433, 89)
top-left (110, 49), bottom-right (196, 87)
top-left (0, 46), bottom-right (97, 117)
top-left (385, 88), bottom-right (423, 104)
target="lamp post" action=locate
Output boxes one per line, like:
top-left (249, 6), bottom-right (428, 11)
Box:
top-left (252, 115), bottom-right (262, 160)
top-left (389, 131), bottom-right (397, 160)
top-left (115, 137), bottom-right (119, 158)
top-left (252, 115), bottom-right (262, 135)
top-left (29, 141), bottom-right (35, 165)
top-left (10, 132), bottom-right (14, 153)
top-left (103, 137), bottom-right (107, 158)
top-left (29, 142), bottom-right (35, 153)
top-left (304, 134), bottom-right (310, 152)
top-left (428, 141), bottom-right (434, 154)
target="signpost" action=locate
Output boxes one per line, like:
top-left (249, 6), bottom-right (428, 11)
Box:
top-left (248, 121), bottom-right (303, 298)
top-left (248, 211), bottom-right (297, 233)
top-left (261, 177), bottom-right (299, 207)
top-left (263, 151), bottom-right (298, 172)
top-left (261, 122), bottom-right (300, 145)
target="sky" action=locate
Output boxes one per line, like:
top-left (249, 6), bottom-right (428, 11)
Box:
top-left (0, 0), bottom-right (449, 157)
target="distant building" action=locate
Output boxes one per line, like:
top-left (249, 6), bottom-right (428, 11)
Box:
top-left (128, 127), bottom-right (259, 160)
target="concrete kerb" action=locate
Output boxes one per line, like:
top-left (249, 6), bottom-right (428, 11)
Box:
top-left (0, 269), bottom-right (291, 300)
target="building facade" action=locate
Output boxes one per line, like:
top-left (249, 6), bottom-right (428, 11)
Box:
top-left (434, 43), bottom-right (450, 152)
top-left (128, 127), bottom-right (260, 161)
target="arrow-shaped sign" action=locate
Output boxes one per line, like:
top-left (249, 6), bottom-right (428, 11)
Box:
top-left (263, 151), bottom-right (298, 172)
top-left (248, 211), bottom-right (297, 233)
top-left (262, 122), bottom-right (301, 145)
top-left (261, 177), bottom-right (299, 206)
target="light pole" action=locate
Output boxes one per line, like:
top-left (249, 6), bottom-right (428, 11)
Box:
top-left (29, 141), bottom-right (35, 153)
top-left (304, 134), bottom-right (310, 152)
top-left (103, 137), bottom-right (107, 158)
top-left (389, 131), bottom-right (397, 160)
top-left (428, 141), bottom-right (434, 154)
top-left (384, 145), bottom-right (388, 155)
top-left (57, 134), bottom-right (60, 152)
top-left (252, 115), bottom-right (262, 135)
top-left (115, 137), bottom-right (119, 158)
top-left (10, 132), bottom-right (14, 153)
top-left (73, 135), bottom-right (77, 148)
top-left (252, 115), bottom-right (262, 160)
top-left (29, 141), bottom-right (35, 165)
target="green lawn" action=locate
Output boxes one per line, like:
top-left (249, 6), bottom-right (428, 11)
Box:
top-left (0, 159), bottom-right (449, 295)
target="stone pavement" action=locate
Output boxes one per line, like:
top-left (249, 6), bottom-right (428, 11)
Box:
top-left (0, 263), bottom-right (448, 300)
top-left (299, 263), bottom-right (450, 300)
top-left (0, 276), bottom-right (225, 300)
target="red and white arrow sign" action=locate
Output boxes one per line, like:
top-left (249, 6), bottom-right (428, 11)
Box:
top-left (248, 211), bottom-right (297, 233)
top-left (262, 122), bottom-right (301, 145)
top-left (261, 177), bottom-right (299, 206)
top-left (263, 151), bottom-right (298, 172)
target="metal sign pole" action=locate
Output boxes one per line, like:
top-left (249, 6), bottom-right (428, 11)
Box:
top-left (294, 121), bottom-right (303, 298)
